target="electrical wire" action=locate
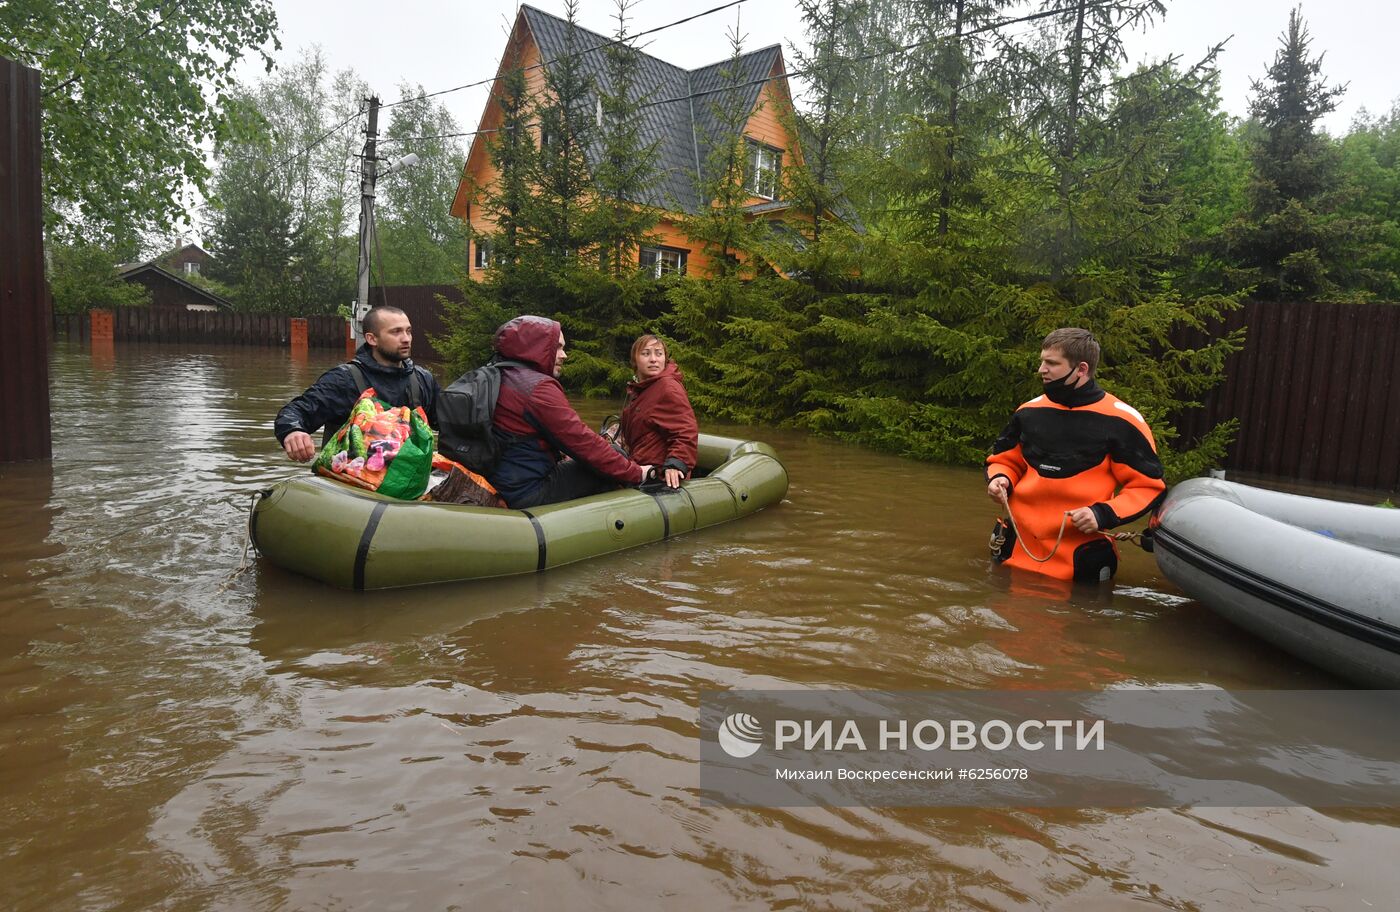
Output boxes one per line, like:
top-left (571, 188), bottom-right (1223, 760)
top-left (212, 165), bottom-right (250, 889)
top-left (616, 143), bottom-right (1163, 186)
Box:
top-left (377, 0), bottom-right (749, 112)
top-left (272, 2), bottom-right (745, 167)
top-left (377, 1), bottom-right (1133, 150)
top-left (276, 105), bottom-right (369, 167)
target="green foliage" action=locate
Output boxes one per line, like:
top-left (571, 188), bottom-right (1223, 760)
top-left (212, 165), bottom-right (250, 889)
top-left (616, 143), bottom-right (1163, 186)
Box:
top-left (376, 83), bottom-right (470, 285)
top-left (204, 48), bottom-right (360, 313)
top-left (48, 241), bottom-right (151, 314)
top-left (436, 0), bottom-right (1400, 491)
top-left (0, 0), bottom-right (279, 241)
top-left (1219, 8), bottom-right (1394, 300)
top-left (431, 282), bottom-right (516, 377)
top-left (526, 0), bottom-right (599, 262)
top-left (1338, 104), bottom-right (1400, 299)
top-left (480, 62), bottom-right (537, 266)
top-left (587, 0), bottom-right (662, 274)
top-left (206, 156), bottom-right (332, 313)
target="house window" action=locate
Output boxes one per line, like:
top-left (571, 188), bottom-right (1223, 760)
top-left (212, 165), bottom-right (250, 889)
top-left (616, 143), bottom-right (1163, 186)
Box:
top-left (474, 238), bottom-right (493, 270)
top-left (640, 245), bottom-right (687, 278)
top-left (745, 139), bottom-right (782, 200)
top-left (182, 261), bottom-right (200, 276)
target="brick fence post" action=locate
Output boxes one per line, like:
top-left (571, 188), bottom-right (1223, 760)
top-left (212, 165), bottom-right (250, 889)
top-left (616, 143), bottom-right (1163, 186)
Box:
top-left (91, 309), bottom-right (115, 342)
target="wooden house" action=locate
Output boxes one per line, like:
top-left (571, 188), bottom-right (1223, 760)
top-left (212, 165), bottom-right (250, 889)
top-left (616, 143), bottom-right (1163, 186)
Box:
top-left (450, 4), bottom-right (817, 278)
top-left (115, 261), bottom-right (231, 312)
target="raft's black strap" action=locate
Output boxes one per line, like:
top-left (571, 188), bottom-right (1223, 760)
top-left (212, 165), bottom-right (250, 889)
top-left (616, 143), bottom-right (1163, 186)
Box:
top-left (353, 502), bottom-right (388, 591)
top-left (679, 484), bottom-right (700, 526)
top-left (519, 509), bottom-right (547, 572)
top-left (647, 491), bottom-right (672, 540)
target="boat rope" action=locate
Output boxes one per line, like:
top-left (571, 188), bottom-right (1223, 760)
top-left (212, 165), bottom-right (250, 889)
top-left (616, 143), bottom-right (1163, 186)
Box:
top-left (219, 492), bottom-right (260, 592)
top-left (998, 493), bottom-right (1072, 563)
top-left (996, 492), bottom-right (1145, 562)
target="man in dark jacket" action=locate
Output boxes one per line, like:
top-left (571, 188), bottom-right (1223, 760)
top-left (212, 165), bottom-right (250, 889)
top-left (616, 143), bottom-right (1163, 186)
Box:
top-left (275, 306), bottom-right (441, 462)
top-left (488, 315), bottom-right (652, 507)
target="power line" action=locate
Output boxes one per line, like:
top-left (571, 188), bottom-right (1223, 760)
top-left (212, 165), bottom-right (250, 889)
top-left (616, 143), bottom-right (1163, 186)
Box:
top-left (276, 106), bottom-right (368, 167)
top-left (270, 0), bottom-right (745, 168)
top-left (378, 1), bottom-right (1129, 150)
top-left (378, 0), bottom-right (748, 111)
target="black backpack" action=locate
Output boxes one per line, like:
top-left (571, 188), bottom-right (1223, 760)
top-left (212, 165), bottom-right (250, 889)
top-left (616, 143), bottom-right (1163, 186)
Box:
top-left (436, 358), bottom-right (530, 474)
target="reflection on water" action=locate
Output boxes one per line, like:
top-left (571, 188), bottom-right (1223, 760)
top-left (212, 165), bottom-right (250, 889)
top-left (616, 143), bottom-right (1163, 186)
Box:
top-left (0, 340), bottom-right (1395, 910)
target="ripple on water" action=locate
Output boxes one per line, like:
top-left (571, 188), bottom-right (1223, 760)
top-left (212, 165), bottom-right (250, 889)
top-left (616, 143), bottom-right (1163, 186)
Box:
top-left (2, 341), bottom-right (1393, 910)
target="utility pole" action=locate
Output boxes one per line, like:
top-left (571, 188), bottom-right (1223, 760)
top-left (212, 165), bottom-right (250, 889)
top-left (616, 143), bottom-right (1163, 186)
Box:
top-left (352, 95), bottom-right (381, 348)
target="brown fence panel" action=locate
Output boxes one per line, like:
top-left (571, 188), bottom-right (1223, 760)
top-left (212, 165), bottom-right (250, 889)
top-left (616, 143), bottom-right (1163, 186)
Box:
top-left (60, 307), bottom-right (346, 347)
top-left (369, 284), bottom-right (462, 364)
top-left (1356, 307), bottom-right (1398, 489)
top-left (0, 56), bottom-right (49, 461)
top-left (1176, 299), bottom-right (1400, 492)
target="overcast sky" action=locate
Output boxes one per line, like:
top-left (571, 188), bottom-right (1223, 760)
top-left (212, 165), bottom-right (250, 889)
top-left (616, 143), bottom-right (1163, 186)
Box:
top-left (244, 0), bottom-right (1398, 144)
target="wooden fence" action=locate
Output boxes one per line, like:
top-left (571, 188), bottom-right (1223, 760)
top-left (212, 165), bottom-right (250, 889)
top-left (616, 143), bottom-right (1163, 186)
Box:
top-left (1175, 299), bottom-right (1400, 492)
top-left (52, 309), bottom-right (347, 348)
top-left (1, 56), bottom-right (50, 462)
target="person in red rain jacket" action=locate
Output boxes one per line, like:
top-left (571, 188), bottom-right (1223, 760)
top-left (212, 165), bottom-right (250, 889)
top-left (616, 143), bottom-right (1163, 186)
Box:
top-left (985, 328), bottom-right (1167, 583)
top-left (617, 334), bottom-right (699, 489)
top-left (487, 315), bottom-right (653, 508)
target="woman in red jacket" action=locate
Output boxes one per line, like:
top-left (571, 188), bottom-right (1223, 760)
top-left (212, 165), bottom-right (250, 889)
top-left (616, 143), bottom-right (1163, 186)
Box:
top-left (618, 334), bottom-right (698, 489)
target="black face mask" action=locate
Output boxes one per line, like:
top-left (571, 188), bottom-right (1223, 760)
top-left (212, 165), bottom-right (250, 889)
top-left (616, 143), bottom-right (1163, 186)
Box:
top-left (1041, 368), bottom-right (1082, 406)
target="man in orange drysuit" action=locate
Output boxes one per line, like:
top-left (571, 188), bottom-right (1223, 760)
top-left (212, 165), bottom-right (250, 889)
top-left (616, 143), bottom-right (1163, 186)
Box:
top-left (985, 328), bottom-right (1167, 583)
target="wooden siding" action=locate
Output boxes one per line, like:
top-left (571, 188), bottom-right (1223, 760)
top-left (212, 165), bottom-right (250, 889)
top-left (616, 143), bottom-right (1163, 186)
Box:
top-left (1175, 299), bottom-right (1400, 493)
top-left (453, 19), bottom-right (807, 280)
top-left (0, 56), bottom-right (50, 462)
top-left (738, 57), bottom-right (797, 207)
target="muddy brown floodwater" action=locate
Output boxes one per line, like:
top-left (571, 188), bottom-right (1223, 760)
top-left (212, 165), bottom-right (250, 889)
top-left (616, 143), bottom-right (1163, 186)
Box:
top-left (1, 340), bottom-right (1396, 910)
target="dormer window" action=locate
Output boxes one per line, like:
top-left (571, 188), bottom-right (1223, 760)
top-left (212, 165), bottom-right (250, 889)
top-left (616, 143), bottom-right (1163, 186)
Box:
top-left (745, 139), bottom-right (782, 200)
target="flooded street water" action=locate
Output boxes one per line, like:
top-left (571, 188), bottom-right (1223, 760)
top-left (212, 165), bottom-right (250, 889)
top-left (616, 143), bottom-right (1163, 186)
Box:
top-left (2, 340), bottom-right (1397, 910)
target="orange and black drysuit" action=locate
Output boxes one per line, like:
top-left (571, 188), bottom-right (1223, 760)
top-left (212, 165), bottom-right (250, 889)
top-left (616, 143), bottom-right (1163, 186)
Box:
top-left (985, 381), bottom-right (1166, 582)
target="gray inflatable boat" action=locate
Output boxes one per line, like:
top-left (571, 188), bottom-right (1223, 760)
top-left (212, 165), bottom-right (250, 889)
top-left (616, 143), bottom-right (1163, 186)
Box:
top-left (1153, 477), bottom-right (1400, 686)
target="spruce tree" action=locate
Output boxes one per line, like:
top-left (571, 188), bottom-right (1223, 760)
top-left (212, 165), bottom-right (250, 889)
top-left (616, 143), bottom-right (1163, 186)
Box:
top-left (667, 27), bottom-right (811, 425)
top-left (480, 61), bottom-right (538, 271)
top-left (785, 0), bottom-right (862, 248)
top-left (1220, 7), bottom-right (1385, 300)
top-left (527, 0), bottom-right (598, 261)
top-left (589, 0), bottom-right (662, 276)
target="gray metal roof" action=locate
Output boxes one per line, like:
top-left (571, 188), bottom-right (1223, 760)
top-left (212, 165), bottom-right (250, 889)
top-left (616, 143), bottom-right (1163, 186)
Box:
top-left (521, 4), bottom-right (782, 215)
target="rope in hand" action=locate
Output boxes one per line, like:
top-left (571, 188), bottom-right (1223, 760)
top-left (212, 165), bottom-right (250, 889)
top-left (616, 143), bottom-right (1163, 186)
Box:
top-left (994, 490), bottom-right (1142, 562)
top-left (997, 491), bottom-right (1072, 563)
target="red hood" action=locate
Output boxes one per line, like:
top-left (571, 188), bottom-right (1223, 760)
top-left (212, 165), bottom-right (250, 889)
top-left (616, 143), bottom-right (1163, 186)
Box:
top-left (493, 315), bottom-right (560, 374)
top-left (628, 360), bottom-right (684, 392)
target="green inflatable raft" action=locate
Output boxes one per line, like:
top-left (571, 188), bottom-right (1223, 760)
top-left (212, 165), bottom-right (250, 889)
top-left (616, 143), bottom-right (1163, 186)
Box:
top-left (251, 434), bottom-right (788, 590)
